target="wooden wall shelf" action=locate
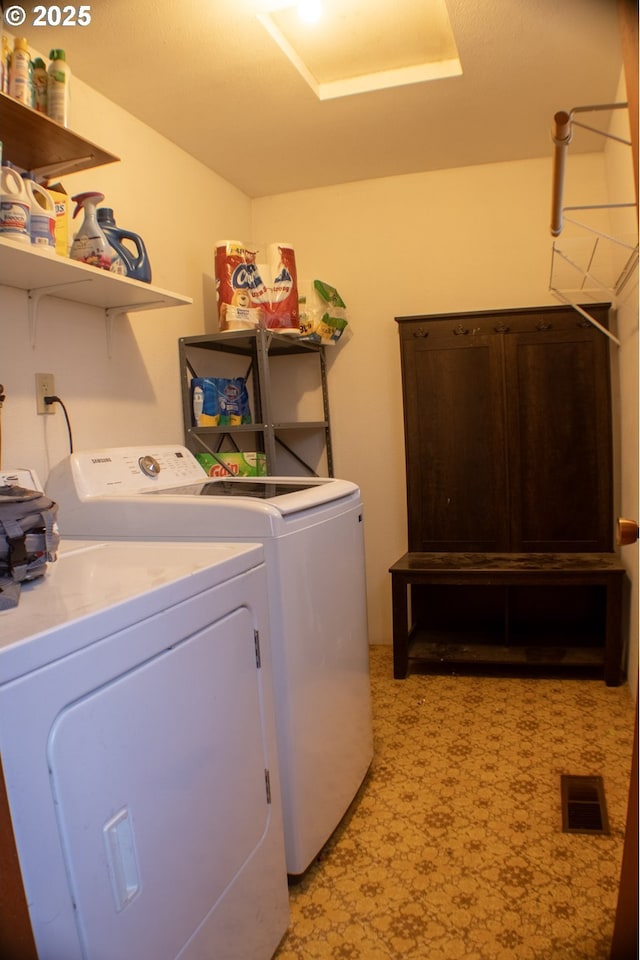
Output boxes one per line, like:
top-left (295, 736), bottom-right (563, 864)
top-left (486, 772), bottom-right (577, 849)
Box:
top-left (0, 91), bottom-right (119, 176)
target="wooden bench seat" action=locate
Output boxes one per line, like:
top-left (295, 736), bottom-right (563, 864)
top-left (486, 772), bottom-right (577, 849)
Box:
top-left (389, 552), bottom-right (626, 685)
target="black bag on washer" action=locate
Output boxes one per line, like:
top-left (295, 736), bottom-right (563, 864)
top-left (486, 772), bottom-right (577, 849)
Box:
top-left (0, 485), bottom-right (60, 610)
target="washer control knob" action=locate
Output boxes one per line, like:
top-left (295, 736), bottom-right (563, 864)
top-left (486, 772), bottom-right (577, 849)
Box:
top-left (138, 455), bottom-right (161, 478)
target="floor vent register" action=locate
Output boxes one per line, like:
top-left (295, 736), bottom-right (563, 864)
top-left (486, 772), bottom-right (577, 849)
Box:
top-left (561, 775), bottom-right (610, 835)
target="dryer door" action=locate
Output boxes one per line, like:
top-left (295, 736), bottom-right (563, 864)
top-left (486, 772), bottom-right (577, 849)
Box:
top-left (47, 605), bottom-right (276, 960)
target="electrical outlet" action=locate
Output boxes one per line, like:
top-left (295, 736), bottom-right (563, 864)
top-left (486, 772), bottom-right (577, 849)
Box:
top-left (35, 373), bottom-right (56, 415)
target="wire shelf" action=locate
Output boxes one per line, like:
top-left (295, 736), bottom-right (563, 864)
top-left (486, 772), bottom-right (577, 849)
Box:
top-left (548, 102), bottom-right (638, 347)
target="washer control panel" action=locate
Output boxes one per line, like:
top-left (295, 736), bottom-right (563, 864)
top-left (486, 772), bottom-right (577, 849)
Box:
top-left (58, 446), bottom-right (206, 497)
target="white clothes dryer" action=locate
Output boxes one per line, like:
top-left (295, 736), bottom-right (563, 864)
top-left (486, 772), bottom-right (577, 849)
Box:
top-left (47, 445), bottom-right (374, 875)
top-left (0, 537), bottom-right (288, 960)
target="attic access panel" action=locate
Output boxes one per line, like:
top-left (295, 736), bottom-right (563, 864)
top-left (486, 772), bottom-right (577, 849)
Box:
top-left (257, 0), bottom-right (462, 99)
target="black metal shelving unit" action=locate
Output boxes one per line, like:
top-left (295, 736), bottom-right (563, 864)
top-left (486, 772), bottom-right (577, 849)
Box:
top-left (178, 329), bottom-right (333, 477)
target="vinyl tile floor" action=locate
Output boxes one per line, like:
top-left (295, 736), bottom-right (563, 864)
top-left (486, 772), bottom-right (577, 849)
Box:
top-left (273, 644), bottom-right (636, 960)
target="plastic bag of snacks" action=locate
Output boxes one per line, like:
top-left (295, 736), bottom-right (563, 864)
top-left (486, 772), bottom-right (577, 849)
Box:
top-left (298, 280), bottom-right (348, 345)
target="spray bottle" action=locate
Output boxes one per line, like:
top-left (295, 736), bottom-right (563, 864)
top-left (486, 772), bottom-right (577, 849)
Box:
top-left (47, 49), bottom-right (70, 126)
top-left (9, 37), bottom-right (32, 106)
top-left (70, 192), bottom-right (126, 273)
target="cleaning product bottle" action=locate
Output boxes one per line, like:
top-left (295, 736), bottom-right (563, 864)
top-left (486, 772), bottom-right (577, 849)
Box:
top-left (47, 49), bottom-right (70, 126)
top-left (9, 37), bottom-right (33, 106)
top-left (70, 192), bottom-right (127, 273)
top-left (96, 207), bottom-right (152, 282)
top-left (32, 57), bottom-right (48, 114)
top-left (0, 165), bottom-right (30, 244)
top-left (192, 384), bottom-right (204, 426)
top-left (0, 34), bottom-right (8, 94)
top-left (21, 174), bottom-right (56, 250)
top-left (1, 35), bottom-right (9, 93)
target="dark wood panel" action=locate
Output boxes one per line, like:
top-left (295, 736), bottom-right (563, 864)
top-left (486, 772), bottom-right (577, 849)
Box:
top-left (400, 334), bottom-right (508, 551)
top-left (396, 304), bottom-right (613, 554)
top-left (610, 703), bottom-right (638, 959)
top-left (0, 760), bottom-right (37, 960)
top-left (504, 319), bottom-right (613, 551)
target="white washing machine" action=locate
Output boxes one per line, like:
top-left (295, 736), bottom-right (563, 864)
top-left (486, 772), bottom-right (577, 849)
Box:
top-left (0, 528), bottom-right (289, 959)
top-left (47, 445), bottom-right (374, 875)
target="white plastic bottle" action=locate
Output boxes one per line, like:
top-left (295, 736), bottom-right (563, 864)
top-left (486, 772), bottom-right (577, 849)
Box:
top-left (192, 385), bottom-right (204, 426)
top-left (32, 57), bottom-right (48, 114)
top-left (0, 35), bottom-right (6, 94)
top-left (1, 36), bottom-right (9, 94)
top-left (0, 165), bottom-right (31, 244)
top-left (9, 37), bottom-right (33, 106)
top-left (47, 49), bottom-right (70, 126)
top-left (22, 175), bottom-right (56, 251)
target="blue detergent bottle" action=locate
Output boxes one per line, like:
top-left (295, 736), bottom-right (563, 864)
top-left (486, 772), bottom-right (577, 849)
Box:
top-left (96, 207), bottom-right (152, 283)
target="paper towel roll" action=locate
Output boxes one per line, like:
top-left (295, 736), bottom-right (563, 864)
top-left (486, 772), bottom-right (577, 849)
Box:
top-left (264, 242), bottom-right (299, 331)
top-left (214, 241), bottom-right (266, 331)
top-left (214, 240), bottom-right (299, 332)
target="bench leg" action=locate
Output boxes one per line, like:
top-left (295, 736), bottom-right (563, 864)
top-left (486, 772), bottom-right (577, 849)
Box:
top-left (391, 575), bottom-right (409, 679)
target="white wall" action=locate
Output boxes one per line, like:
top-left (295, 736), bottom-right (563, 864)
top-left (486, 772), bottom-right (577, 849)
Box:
top-left (1, 72), bottom-right (252, 483)
top-left (252, 153), bottom-right (620, 648)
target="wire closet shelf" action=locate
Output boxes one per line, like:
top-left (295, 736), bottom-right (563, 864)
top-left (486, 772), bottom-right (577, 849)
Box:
top-left (549, 102), bottom-right (638, 347)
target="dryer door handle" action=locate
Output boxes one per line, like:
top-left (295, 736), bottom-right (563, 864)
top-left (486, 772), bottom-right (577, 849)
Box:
top-left (104, 807), bottom-right (141, 912)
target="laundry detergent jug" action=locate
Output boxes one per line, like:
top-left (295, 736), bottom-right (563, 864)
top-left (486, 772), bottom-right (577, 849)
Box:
top-left (22, 175), bottom-right (56, 250)
top-left (97, 207), bottom-right (152, 283)
top-left (70, 192), bottom-right (127, 274)
top-left (0, 165), bottom-right (30, 244)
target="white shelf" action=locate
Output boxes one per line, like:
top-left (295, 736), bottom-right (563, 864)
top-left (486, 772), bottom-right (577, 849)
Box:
top-left (0, 236), bottom-right (192, 312)
top-left (1, 94), bottom-right (192, 353)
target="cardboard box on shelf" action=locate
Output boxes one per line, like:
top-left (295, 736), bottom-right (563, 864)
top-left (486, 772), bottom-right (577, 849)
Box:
top-left (46, 182), bottom-right (69, 257)
top-left (195, 451), bottom-right (267, 478)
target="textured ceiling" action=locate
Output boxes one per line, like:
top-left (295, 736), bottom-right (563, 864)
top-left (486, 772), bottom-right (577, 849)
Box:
top-left (14, 0), bottom-right (625, 198)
